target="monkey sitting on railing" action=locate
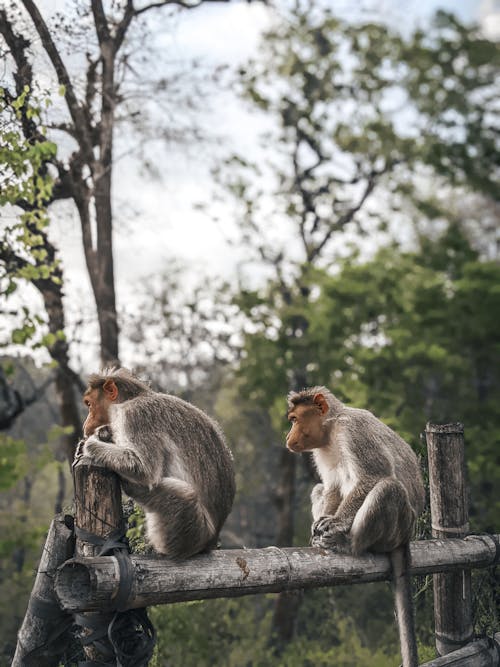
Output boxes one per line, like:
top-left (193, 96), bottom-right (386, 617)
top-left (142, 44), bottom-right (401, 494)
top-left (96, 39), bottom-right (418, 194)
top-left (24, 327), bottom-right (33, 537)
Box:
top-left (286, 386), bottom-right (425, 667)
top-left (76, 367), bottom-right (235, 560)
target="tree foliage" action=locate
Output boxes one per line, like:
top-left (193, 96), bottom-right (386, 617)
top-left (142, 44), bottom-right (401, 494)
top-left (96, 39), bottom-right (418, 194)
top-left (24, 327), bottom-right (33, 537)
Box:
top-left (1, 0), bottom-right (235, 365)
top-left (0, 83), bottom-right (83, 463)
top-left (218, 7), bottom-right (498, 274)
top-left (214, 3), bottom-right (499, 643)
top-left (239, 224), bottom-right (500, 529)
top-left (0, 86), bottom-right (59, 340)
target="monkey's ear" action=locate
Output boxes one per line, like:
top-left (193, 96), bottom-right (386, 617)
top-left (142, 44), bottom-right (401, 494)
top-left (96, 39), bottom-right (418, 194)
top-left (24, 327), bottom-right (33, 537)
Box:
top-left (313, 393), bottom-right (329, 415)
top-left (102, 379), bottom-right (119, 402)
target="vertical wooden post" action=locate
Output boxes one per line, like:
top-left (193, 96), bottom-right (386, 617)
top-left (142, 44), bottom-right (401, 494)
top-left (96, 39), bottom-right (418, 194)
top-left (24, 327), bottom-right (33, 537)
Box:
top-left (426, 422), bottom-right (473, 656)
top-left (12, 514), bottom-right (74, 667)
top-left (73, 456), bottom-right (123, 663)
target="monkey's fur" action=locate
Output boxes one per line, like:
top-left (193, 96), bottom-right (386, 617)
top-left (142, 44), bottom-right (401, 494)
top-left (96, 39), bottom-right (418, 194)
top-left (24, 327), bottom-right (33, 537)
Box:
top-left (80, 368), bottom-right (235, 560)
top-left (286, 386), bottom-right (425, 667)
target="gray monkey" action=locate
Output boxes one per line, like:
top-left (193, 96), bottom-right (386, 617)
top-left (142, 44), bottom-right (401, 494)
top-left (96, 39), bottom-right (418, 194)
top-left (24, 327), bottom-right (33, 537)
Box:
top-left (79, 367), bottom-right (235, 560)
top-left (286, 386), bottom-right (425, 667)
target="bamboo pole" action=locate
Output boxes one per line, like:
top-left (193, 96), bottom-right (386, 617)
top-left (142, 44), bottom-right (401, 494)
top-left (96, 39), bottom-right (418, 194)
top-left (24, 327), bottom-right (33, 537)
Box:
top-left (73, 457), bottom-right (124, 558)
top-left (12, 514), bottom-right (74, 667)
top-left (72, 455), bottom-right (124, 664)
top-left (426, 423), bottom-right (473, 657)
top-left (54, 534), bottom-right (499, 613)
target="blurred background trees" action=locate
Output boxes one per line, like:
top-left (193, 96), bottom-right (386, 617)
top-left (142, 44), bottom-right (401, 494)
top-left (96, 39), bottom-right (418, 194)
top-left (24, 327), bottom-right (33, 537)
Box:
top-left (1, 0), bottom-right (498, 664)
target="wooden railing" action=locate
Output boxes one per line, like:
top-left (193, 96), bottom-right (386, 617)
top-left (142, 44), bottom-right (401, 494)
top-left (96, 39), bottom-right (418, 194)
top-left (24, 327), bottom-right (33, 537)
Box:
top-left (13, 423), bottom-right (500, 667)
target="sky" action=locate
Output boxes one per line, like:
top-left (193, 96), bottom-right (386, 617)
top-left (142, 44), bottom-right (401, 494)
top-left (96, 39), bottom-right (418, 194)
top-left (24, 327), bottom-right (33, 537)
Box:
top-left (2, 0), bottom-right (499, 368)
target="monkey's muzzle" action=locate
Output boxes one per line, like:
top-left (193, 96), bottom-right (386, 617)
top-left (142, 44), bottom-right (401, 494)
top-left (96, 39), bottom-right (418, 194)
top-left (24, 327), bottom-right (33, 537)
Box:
top-left (286, 440), bottom-right (303, 453)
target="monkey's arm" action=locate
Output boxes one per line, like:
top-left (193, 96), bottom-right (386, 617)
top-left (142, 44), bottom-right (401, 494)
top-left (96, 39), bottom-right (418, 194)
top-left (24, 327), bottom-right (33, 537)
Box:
top-left (83, 436), bottom-right (150, 485)
top-left (311, 481), bottom-right (377, 552)
top-left (311, 483), bottom-right (342, 521)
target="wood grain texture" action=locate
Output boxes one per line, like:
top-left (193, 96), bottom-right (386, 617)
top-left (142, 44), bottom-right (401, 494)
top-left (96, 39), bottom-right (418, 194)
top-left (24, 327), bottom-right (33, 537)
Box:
top-left (73, 456), bottom-right (124, 557)
top-left (54, 534), bottom-right (499, 613)
top-left (73, 457), bottom-right (124, 662)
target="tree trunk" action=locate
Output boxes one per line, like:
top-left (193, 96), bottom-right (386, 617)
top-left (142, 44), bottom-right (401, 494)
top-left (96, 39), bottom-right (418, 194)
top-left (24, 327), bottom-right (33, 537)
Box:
top-left (93, 36), bottom-right (119, 366)
top-left (271, 366), bottom-right (307, 645)
top-left (275, 449), bottom-right (297, 546)
top-left (94, 169), bottom-right (119, 366)
top-left (36, 274), bottom-right (84, 465)
top-left (271, 450), bottom-right (301, 644)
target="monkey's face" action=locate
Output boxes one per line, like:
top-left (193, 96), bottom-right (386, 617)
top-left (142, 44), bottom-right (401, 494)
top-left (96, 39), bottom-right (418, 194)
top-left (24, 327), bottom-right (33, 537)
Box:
top-left (83, 388), bottom-right (111, 438)
top-left (286, 404), bottom-right (328, 453)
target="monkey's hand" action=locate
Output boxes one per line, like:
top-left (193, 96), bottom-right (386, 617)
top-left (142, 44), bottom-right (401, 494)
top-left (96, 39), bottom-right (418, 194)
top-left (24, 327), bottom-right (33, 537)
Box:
top-left (72, 439), bottom-right (86, 469)
top-left (311, 515), bottom-right (351, 553)
top-left (82, 434), bottom-right (107, 462)
top-left (95, 424), bottom-right (113, 442)
top-left (81, 425), bottom-right (114, 462)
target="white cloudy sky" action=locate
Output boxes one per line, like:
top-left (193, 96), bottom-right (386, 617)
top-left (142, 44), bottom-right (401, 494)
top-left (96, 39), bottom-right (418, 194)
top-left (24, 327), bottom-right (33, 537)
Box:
top-left (46, 0), bottom-right (495, 281)
top-left (3, 0), bottom-right (499, 367)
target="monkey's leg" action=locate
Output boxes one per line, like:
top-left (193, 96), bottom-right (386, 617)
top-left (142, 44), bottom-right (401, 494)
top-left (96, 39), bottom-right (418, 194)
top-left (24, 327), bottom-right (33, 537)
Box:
top-left (143, 478), bottom-right (216, 560)
top-left (349, 478), bottom-right (414, 555)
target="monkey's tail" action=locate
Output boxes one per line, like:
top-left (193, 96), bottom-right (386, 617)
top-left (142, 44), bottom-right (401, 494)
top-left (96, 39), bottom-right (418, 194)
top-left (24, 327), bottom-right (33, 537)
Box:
top-left (390, 545), bottom-right (418, 667)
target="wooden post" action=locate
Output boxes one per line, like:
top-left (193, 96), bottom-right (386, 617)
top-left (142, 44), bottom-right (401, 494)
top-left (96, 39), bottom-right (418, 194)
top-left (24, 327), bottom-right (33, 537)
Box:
top-left (426, 423), bottom-right (473, 657)
top-left (12, 514), bottom-right (74, 667)
top-left (73, 456), bottom-right (124, 664)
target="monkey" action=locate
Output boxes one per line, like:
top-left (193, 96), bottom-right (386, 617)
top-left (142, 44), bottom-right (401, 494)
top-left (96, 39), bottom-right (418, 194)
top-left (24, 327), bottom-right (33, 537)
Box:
top-left (286, 386), bottom-right (425, 667)
top-left (77, 367), bottom-right (236, 560)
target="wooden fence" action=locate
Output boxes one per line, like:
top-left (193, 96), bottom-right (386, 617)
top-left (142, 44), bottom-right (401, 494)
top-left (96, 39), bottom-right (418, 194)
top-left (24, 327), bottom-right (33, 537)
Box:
top-left (13, 423), bottom-right (500, 666)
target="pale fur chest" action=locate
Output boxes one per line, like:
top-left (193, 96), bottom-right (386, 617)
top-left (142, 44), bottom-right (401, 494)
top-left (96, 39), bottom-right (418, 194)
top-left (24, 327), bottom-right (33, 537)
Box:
top-left (313, 439), bottom-right (357, 499)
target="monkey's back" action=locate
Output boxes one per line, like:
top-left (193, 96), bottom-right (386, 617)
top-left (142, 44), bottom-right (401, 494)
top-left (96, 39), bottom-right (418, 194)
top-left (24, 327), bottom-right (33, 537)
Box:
top-left (113, 391), bottom-right (235, 528)
top-left (341, 407), bottom-right (425, 516)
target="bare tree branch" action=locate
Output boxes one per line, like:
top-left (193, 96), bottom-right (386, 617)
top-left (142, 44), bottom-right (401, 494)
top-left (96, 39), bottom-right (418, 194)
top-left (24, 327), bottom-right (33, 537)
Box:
top-left (133, 0), bottom-right (229, 17)
top-left (91, 0), bottom-right (111, 45)
top-left (20, 0), bottom-right (95, 164)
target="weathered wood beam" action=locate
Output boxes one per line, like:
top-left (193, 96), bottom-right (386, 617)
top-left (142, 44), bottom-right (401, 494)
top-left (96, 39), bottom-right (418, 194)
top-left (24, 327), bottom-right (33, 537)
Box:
top-left (54, 534), bottom-right (499, 614)
top-left (420, 632), bottom-right (500, 666)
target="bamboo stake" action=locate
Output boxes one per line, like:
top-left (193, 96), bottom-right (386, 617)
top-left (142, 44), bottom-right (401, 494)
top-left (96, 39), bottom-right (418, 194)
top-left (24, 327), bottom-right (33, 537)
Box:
top-left (72, 456), bottom-right (124, 664)
top-left (426, 423), bottom-right (473, 657)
